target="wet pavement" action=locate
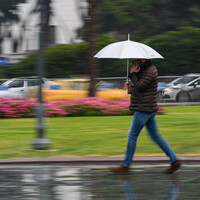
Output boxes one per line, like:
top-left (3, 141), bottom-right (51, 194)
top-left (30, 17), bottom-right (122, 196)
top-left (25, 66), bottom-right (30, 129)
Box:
top-left (0, 165), bottom-right (199, 199)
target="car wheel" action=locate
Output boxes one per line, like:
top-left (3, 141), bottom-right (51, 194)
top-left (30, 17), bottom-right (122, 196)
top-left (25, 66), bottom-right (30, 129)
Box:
top-left (176, 92), bottom-right (190, 102)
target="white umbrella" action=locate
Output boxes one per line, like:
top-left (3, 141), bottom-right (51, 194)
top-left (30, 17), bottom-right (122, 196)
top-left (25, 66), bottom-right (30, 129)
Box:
top-left (94, 34), bottom-right (164, 81)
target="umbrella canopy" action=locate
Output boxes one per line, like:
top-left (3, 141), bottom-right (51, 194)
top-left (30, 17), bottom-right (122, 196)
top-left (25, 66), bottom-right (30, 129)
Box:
top-left (94, 39), bottom-right (164, 59)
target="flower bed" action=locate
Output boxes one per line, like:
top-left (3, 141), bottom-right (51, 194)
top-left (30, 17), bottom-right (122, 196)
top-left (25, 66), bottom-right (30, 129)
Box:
top-left (0, 97), bottom-right (165, 118)
top-left (0, 98), bottom-right (36, 118)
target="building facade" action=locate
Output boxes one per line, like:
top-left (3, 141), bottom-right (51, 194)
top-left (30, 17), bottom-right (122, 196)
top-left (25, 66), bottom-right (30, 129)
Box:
top-left (1, 0), bottom-right (86, 64)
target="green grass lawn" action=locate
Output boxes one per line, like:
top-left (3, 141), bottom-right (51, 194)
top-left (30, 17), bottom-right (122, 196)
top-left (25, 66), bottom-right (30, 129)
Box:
top-left (0, 106), bottom-right (199, 159)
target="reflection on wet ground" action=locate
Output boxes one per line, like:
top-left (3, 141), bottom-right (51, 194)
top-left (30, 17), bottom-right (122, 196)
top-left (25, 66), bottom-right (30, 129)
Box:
top-left (0, 165), bottom-right (199, 199)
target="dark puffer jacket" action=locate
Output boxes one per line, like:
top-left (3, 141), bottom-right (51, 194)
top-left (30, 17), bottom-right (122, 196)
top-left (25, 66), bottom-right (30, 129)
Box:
top-left (129, 60), bottom-right (158, 112)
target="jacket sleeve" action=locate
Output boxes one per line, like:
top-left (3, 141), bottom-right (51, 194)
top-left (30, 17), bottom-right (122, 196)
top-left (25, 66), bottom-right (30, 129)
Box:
top-left (129, 71), bottom-right (153, 91)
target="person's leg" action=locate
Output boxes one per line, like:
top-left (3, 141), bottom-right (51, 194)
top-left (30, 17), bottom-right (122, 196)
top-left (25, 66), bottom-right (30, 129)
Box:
top-left (122, 111), bottom-right (149, 168)
top-left (145, 112), bottom-right (177, 163)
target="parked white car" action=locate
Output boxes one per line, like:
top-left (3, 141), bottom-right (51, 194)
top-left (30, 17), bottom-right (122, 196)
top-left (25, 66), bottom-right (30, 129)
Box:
top-left (161, 73), bottom-right (200, 102)
top-left (0, 76), bottom-right (56, 98)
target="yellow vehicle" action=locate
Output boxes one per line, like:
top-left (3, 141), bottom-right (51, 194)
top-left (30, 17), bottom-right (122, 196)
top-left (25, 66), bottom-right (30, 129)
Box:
top-left (43, 78), bottom-right (129, 101)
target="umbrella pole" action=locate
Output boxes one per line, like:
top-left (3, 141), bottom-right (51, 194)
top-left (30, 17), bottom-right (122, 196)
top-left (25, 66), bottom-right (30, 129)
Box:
top-left (126, 58), bottom-right (129, 83)
top-left (125, 59), bottom-right (129, 93)
top-left (127, 33), bottom-right (130, 82)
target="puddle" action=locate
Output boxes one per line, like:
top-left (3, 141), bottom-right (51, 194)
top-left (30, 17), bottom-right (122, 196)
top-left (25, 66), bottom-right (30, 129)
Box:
top-left (0, 166), bottom-right (199, 199)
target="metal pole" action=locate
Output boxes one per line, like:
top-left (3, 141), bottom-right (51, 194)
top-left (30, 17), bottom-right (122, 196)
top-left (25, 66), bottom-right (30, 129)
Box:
top-left (32, 0), bottom-right (51, 149)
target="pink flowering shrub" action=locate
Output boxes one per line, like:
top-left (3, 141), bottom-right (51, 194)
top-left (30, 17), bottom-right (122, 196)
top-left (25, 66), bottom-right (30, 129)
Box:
top-left (0, 98), bottom-right (36, 118)
top-left (45, 97), bottom-right (132, 117)
top-left (0, 97), bottom-right (165, 118)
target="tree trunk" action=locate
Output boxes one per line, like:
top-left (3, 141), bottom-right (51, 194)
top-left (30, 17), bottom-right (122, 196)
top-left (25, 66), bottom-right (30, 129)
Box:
top-left (87, 0), bottom-right (98, 97)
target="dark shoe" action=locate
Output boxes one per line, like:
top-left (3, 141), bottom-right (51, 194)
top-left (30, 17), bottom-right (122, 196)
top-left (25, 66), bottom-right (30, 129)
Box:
top-left (111, 165), bottom-right (130, 173)
top-left (164, 160), bottom-right (182, 174)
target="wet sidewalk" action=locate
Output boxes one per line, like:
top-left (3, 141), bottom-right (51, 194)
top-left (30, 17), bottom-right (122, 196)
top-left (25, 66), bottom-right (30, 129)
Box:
top-left (0, 156), bottom-right (199, 199)
top-left (0, 164), bottom-right (199, 199)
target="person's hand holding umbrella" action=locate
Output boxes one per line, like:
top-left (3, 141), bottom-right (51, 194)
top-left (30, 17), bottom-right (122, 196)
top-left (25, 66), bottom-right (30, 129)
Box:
top-left (124, 82), bottom-right (131, 91)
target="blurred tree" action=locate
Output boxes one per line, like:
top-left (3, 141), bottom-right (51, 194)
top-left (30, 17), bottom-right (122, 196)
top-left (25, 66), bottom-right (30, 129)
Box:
top-left (156, 0), bottom-right (200, 30)
top-left (78, 0), bottom-right (200, 41)
top-left (2, 27), bottom-right (200, 78)
top-left (143, 26), bottom-right (200, 75)
top-left (4, 42), bottom-right (88, 78)
top-left (96, 0), bottom-right (159, 41)
top-left (0, 0), bottom-right (26, 54)
top-left (1, 35), bottom-right (118, 78)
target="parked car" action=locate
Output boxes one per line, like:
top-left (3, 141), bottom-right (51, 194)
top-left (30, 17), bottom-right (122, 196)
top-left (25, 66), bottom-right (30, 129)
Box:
top-left (0, 76), bottom-right (56, 98)
top-left (157, 82), bottom-right (167, 102)
top-left (161, 73), bottom-right (200, 102)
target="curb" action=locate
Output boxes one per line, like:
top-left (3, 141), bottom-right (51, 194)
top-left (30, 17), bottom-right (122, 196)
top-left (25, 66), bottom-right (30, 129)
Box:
top-left (0, 156), bottom-right (199, 165)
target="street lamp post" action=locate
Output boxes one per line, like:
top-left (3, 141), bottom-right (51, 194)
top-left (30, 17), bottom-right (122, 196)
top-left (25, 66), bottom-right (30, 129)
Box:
top-left (32, 0), bottom-right (51, 149)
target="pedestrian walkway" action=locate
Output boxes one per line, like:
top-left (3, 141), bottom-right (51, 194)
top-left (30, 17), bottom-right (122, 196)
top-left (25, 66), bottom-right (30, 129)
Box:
top-left (0, 165), bottom-right (199, 199)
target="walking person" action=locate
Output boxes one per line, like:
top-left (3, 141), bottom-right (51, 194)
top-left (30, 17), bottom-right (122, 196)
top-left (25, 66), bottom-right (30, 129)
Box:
top-left (112, 59), bottom-right (182, 174)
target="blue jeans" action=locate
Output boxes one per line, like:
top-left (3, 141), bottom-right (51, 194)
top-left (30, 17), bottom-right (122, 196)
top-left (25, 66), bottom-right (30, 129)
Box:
top-left (123, 111), bottom-right (177, 168)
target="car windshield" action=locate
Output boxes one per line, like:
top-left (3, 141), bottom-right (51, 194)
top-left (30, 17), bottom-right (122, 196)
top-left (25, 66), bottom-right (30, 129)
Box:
top-left (173, 76), bottom-right (199, 85)
top-left (8, 80), bottom-right (24, 88)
